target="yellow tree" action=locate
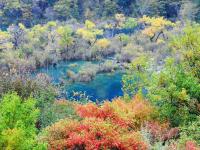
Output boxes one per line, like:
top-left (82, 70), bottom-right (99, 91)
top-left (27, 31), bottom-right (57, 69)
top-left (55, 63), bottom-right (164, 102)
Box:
top-left (85, 20), bottom-right (96, 29)
top-left (57, 25), bottom-right (74, 50)
top-left (77, 20), bottom-right (103, 45)
top-left (0, 31), bottom-right (13, 51)
top-left (94, 38), bottom-right (111, 57)
top-left (139, 16), bottom-right (175, 42)
top-left (95, 38), bottom-right (110, 49)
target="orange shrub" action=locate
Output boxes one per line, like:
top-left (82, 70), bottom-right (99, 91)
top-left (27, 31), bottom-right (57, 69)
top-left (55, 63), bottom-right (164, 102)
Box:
top-left (76, 95), bottom-right (154, 129)
top-left (42, 96), bottom-right (156, 150)
top-left (42, 96), bottom-right (189, 150)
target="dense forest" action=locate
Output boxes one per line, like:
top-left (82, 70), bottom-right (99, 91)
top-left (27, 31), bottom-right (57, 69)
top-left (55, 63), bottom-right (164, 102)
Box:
top-left (1, 0), bottom-right (200, 28)
top-left (0, 0), bottom-right (200, 150)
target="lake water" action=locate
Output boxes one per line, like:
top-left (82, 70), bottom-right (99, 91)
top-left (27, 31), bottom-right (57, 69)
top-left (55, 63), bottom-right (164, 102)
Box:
top-left (37, 61), bottom-right (123, 101)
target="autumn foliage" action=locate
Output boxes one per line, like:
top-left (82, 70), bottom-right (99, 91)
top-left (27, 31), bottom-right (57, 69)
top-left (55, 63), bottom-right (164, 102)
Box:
top-left (76, 20), bottom-right (103, 43)
top-left (139, 15), bottom-right (175, 42)
top-left (42, 95), bottom-right (154, 150)
top-left (41, 97), bottom-right (199, 150)
top-left (95, 38), bottom-right (111, 49)
top-left (144, 121), bottom-right (179, 143)
top-left (44, 118), bottom-right (148, 150)
top-left (185, 141), bottom-right (199, 150)
top-left (76, 95), bottom-right (154, 129)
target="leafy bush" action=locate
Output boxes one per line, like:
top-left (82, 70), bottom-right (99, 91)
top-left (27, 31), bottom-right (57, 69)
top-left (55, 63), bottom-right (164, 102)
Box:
top-left (0, 72), bottom-right (59, 129)
top-left (76, 95), bottom-right (154, 129)
top-left (122, 17), bottom-right (138, 29)
top-left (42, 95), bottom-right (155, 150)
top-left (122, 56), bottom-right (149, 99)
top-left (42, 118), bottom-right (147, 150)
top-left (39, 100), bottom-right (78, 129)
top-left (170, 23), bottom-right (200, 80)
top-left (179, 116), bottom-right (200, 145)
top-left (0, 93), bottom-right (46, 149)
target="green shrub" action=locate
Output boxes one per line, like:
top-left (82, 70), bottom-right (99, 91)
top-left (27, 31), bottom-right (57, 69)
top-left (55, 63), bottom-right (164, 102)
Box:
top-left (0, 92), bottom-right (46, 149)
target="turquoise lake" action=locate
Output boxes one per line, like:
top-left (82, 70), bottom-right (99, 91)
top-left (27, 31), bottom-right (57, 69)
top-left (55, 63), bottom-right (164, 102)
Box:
top-left (37, 61), bottom-right (124, 101)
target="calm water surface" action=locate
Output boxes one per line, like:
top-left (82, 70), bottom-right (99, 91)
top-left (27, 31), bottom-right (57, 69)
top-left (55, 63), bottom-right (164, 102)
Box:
top-left (37, 61), bottom-right (123, 101)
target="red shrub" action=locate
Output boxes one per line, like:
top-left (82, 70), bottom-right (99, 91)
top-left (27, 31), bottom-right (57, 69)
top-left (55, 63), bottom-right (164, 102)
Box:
top-left (42, 96), bottom-right (172, 150)
top-left (76, 95), bottom-right (154, 129)
top-left (145, 121), bottom-right (179, 142)
top-left (185, 141), bottom-right (199, 150)
top-left (44, 118), bottom-right (148, 150)
top-left (145, 121), bottom-right (168, 141)
top-left (162, 127), bottom-right (179, 141)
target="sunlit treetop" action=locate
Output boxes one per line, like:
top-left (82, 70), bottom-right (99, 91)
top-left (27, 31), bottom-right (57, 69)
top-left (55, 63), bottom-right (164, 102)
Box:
top-left (0, 31), bottom-right (11, 40)
top-left (122, 17), bottom-right (138, 29)
top-left (139, 15), bottom-right (175, 41)
top-left (56, 25), bottom-right (74, 48)
top-left (85, 20), bottom-right (96, 29)
top-left (77, 20), bottom-right (103, 43)
top-left (139, 15), bottom-right (175, 29)
top-left (18, 23), bottom-right (26, 30)
top-left (26, 21), bottom-right (58, 47)
top-left (117, 34), bottom-right (130, 45)
top-left (130, 55), bottom-right (149, 72)
top-left (28, 24), bottom-right (47, 39)
top-left (0, 30), bottom-right (13, 50)
top-left (95, 38), bottom-right (111, 49)
top-left (47, 21), bottom-right (57, 28)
